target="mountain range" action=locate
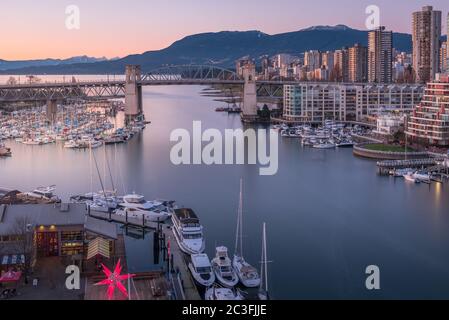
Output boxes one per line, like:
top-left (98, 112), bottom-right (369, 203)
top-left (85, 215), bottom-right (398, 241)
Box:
top-left (0, 56), bottom-right (115, 72)
top-left (1, 25), bottom-right (446, 75)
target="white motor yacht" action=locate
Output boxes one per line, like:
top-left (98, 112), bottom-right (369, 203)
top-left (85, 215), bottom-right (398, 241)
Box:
top-left (25, 185), bottom-right (61, 202)
top-left (171, 208), bottom-right (205, 254)
top-left (188, 254), bottom-right (215, 287)
top-left (116, 193), bottom-right (172, 222)
top-left (204, 285), bottom-right (244, 301)
top-left (212, 246), bottom-right (239, 288)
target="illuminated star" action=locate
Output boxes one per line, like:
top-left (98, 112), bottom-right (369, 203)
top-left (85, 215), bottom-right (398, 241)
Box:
top-left (95, 259), bottom-right (135, 300)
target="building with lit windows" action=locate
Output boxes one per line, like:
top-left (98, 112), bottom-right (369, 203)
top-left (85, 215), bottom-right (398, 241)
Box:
top-left (283, 83), bottom-right (424, 123)
top-left (406, 74), bottom-right (449, 146)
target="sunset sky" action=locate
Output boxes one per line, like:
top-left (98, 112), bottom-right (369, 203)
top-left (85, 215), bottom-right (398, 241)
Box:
top-left (0, 0), bottom-right (447, 60)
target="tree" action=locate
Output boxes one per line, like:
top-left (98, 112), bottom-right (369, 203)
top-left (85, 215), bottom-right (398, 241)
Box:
top-left (8, 216), bottom-right (36, 280)
top-left (6, 77), bottom-right (17, 85)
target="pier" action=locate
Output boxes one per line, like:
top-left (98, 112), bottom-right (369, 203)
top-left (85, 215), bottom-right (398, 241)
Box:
top-left (86, 207), bottom-right (201, 300)
top-left (376, 157), bottom-right (448, 175)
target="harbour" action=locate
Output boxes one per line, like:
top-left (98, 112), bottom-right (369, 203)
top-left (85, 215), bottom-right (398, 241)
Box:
top-left (1, 84), bottom-right (449, 299)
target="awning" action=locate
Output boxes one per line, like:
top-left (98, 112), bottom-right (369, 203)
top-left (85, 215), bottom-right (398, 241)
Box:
top-left (0, 254), bottom-right (25, 266)
top-left (0, 271), bottom-right (22, 283)
top-left (87, 238), bottom-right (110, 260)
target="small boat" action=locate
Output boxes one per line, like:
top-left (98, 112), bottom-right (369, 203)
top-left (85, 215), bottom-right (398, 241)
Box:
top-left (313, 142), bottom-right (336, 149)
top-left (204, 285), bottom-right (244, 301)
top-left (64, 140), bottom-right (78, 148)
top-left (172, 208), bottom-right (205, 255)
top-left (403, 173), bottom-right (419, 183)
top-left (233, 179), bottom-right (261, 288)
top-left (25, 185), bottom-right (61, 202)
top-left (188, 254), bottom-right (215, 287)
top-left (212, 246), bottom-right (239, 288)
top-left (413, 172), bottom-right (431, 183)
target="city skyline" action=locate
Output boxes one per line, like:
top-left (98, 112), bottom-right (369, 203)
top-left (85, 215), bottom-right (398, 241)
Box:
top-left (0, 0), bottom-right (448, 60)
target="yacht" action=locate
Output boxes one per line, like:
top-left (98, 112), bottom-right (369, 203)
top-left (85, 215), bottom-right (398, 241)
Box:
top-left (204, 285), bottom-right (244, 301)
top-left (25, 185), bottom-right (61, 202)
top-left (172, 208), bottom-right (205, 255)
top-left (313, 142), bottom-right (336, 149)
top-left (212, 246), bottom-right (239, 288)
top-left (403, 172), bottom-right (419, 183)
top-left (413, 171), bottom-right (431, 183)
top-left (116, 193), bottom-right (172, 222)
top-left (233, 179), bottom-right (261, 288)
top-left (188, 254), bottom-right (215, 287)
top-left (64, 140), bottom-right (78, 149)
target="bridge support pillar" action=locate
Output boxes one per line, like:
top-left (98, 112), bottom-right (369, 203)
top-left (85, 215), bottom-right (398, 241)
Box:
top-left (241, 63), bottom-right (258, 122)
top-left (46, 100), bottom-right (57, 124)
top-left (125, 65), bottom-right (143, 124)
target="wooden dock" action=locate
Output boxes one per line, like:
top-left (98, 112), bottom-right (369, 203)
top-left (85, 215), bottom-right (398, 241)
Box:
top-left (86, 207), bottom-right (201, 300)
top-left (377, 158), bottom-right (448, 175)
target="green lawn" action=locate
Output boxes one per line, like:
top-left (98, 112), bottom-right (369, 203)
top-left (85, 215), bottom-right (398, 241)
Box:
top-left (363, 144), bottom-right (415, 153)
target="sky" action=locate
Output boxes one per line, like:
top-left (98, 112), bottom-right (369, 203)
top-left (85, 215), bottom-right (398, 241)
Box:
top-left (0, 0), bottom-right (448, 60)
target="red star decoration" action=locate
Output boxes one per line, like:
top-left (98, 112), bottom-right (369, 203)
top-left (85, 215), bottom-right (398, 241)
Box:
top-left (95, 259), bottom-right (135, 300)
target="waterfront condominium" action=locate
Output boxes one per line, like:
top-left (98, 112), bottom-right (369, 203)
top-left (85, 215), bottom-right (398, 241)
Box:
top-left (283, 83), bottom-right (423, 123)
top-left (441, 41), bottom-right (448, 73)
top-left (368, 26), bottom-right (393, 83)
top-left (406, 74), bottom-right (449, 146)
top-left (348, 43), bottom-right (368, 83)
top-left (412, 6), bottom-right (442, 83)
top-left (333, 49), bottom-right (349, 82)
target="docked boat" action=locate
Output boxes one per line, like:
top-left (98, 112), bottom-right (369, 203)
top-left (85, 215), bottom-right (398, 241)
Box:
top-left (403, 173), bottom-right (419, 183)
top-left (212, 246), bottom-right (239, 288)
top-left (171, 208), bottom-right (205, 255)
top-left (413, 171), bottom-right (431, 183)
top-left (64, 140), bottom-right (78, 149)
top-left (116, 193), bottom-right (172, 222)
top-left (25, 185), bottom-right (61, 202)
top-left (204, 285), bottom-right (244, 301)
top-left (233, 179), bottom-right (261, 288)
top-left (188, 254), bottom-right (215, 287)
top-left (313, 142), bottom-right (336, 149)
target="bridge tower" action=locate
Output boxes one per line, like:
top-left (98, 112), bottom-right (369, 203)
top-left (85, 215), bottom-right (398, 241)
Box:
top-left (125, 65), bottom-right (143, 123)
top-left (46, 99), bottom-right (57, 124)
top-left (241, 62), bottom-right (258, 122)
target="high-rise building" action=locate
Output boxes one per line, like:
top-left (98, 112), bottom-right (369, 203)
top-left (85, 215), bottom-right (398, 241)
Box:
top-left (441, 42), bottom-right (448, 73)
top-left (321, 51), bottom-right (334, 73)
top-left (406, 74), bottom-right (449, 146)
top-left (447, 13), bottom-right (449, 72)
top-left (304, 50), bottom-right (322, 71)
top-left (348, 44), bottom-right (368, 82)
top-left (368, 26), bottom-right (393, 83)
top-left (412, 6), bottom-right (442, 83)
top-left (333, 49), bottom-right (349, 82)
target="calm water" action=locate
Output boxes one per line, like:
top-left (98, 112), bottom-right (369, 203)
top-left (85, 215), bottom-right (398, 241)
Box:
top-left (1, 83), bottom-right (449, 299)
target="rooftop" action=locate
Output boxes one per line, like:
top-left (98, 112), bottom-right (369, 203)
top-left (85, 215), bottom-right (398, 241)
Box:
top-left (0, 203), bottom-right (117, 238)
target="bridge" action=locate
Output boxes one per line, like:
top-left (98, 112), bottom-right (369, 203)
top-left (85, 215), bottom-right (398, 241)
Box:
top-left (0, 64), bottom-right (282, 122)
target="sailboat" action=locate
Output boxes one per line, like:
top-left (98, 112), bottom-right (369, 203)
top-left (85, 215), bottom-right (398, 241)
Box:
top-left (258, 223), bottom-right (270, 300)
top-left (232, 179), bottom-right (261, 288)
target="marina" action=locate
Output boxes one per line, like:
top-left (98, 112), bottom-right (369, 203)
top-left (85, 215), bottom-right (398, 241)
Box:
top-left (1, 84), bottom-right (449, 299)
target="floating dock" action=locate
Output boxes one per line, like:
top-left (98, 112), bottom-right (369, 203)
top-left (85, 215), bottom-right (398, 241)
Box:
top-left (86, 207), bottom-right (201, 300)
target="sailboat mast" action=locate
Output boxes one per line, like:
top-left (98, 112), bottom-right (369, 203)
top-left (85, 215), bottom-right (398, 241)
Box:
top-left (263, 223), bottom-right (268, 293)
top-left (234, 179), bottom-right (241, 255)
top-left (239, 178), bottom-right (243, 258)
